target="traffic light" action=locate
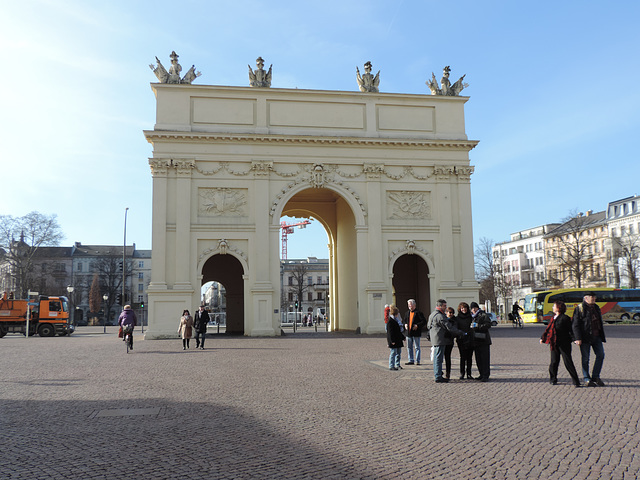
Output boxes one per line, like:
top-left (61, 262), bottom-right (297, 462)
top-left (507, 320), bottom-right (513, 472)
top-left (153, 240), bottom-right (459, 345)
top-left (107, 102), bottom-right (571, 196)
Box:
top-left (140, 301), bottom-right (145, 309)
top-left (295, 300), bottom-right (299, 310)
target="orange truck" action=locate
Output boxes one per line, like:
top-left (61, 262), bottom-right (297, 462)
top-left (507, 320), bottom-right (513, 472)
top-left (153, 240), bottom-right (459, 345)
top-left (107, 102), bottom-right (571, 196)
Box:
top-left (0, 295), bottom-right (73, 337)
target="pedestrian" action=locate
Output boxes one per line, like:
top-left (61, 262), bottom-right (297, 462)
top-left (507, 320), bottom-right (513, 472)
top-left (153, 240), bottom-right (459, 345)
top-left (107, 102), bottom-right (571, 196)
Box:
top-left (443, 307), bottom-right (458, 380)
top-left (572, 292), bottom-right (606, 387)
top-left (118, 305), bottom-right (137, 350)
top-left (193, 305), bottom-right (210, 350)
top-left (469, 302), bottom-right (492, 382)
top-left (403, 299), bottom-right (427, 365)
top-left (540, 301), bottom-right (581, 387)
top-left (178, 309), bottom-right (194, 350)
top-left (387, 306), bottom-right (405, 371)
top-left (427, 299), bottom-right (465, 383)
top-left (455, 302), bottom-right (474, 379)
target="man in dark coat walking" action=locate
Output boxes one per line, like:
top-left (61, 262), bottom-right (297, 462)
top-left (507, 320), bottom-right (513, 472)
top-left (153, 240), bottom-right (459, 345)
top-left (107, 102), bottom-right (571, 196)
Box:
top-left (194, 305), bottom-right (210, 350)
top-left (572, 292), bottom-right (606, 387)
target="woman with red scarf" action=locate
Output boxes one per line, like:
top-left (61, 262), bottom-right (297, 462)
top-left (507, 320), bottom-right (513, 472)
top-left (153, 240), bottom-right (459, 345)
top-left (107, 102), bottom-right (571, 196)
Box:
top-left (540, 301), bottom-right (581, 387)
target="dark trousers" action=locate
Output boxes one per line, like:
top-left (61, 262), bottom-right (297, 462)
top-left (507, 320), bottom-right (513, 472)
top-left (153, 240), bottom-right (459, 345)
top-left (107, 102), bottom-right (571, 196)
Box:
top-left (549, 342), bottom-right (580, 385)
top-left (444, 344), bottom-right (454, 378)
top-left (195, 331), bottom-right (206, 347)
top-left (458, 345), bottom-right (473, 376)
top-left (474, 344), bottom-right (491, 380)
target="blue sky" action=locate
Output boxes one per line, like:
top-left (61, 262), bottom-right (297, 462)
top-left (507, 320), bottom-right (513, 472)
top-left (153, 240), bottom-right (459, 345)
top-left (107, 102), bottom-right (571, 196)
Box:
top-left (2, 0), bottom-right (639, 259)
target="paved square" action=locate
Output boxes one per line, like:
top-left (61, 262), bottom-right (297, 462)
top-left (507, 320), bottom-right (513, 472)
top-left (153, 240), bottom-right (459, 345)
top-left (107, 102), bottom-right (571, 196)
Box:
top-left (1, 324), bottom-right (639, 479)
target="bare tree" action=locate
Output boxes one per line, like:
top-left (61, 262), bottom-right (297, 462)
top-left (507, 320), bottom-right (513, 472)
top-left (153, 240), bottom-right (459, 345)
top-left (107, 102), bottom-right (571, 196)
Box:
top-left (0, 212), bottom-right (64, 298)
top-left (613, 230), bottom-right (640, 288)
top-left (475, 237), bottom-right (497, 307)
top-left (551, 210), bottom-right (602, 288)
top-left (96, 255), bottom-right (133, 319)
top-left (287, 263), bottom-right (310, 311)
top-left (89, 274), bottom-right (101, 324)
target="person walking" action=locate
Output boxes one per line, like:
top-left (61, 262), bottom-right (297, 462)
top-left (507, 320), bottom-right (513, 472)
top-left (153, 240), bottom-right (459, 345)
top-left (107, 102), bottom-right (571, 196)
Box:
top-left (469, 302), bottom-right (492, 382)
top-left (455, 302), bottom-right (474, 379)
top-left (572, 292), bottom-right (606, 387)
top-left (427, 299), bottom-right (465, 383)
top-left (193, 305), bottom-right (210, 350)
top-left (540, 301), bottom-right (581, 387)
top-left (178, 309), bottom-right (194, 350)
top-left (403, 299), bottom-right (427, 365)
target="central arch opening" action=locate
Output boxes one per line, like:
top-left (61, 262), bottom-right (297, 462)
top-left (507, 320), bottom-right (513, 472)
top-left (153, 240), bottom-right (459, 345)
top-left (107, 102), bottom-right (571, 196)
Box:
top-left (281, 187), bottom-right (359, 331)
top-left (201, 254), bottom-right (244, 335)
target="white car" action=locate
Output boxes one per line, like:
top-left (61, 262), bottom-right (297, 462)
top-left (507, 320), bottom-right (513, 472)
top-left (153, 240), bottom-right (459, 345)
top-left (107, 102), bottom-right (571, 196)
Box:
top-left (486, 312), bottom-right (498, 326)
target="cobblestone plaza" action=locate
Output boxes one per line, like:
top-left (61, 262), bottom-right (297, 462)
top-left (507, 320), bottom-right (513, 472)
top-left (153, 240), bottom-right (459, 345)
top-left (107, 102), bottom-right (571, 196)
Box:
top-left (2, 325), bottom-right (639, 479)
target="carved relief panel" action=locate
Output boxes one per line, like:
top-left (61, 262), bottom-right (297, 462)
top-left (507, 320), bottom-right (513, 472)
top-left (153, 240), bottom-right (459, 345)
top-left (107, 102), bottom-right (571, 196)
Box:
top-left (386, 191), bottom-right (431, 219)
top-left (198, 188), bottom-right (248, 217)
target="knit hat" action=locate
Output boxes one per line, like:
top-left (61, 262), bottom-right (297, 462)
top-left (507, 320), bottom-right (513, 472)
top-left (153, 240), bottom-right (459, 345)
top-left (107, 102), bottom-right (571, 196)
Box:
top-left (469, 302), bottom-right (480, 310)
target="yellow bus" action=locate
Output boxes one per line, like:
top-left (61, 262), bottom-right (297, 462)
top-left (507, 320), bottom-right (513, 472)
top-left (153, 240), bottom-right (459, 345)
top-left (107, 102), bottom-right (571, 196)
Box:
top-left (523, 288), bottom-right (640, 324)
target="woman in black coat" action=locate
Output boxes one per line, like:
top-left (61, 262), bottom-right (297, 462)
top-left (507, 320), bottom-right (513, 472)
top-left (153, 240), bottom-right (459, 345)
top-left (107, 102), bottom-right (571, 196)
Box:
top-left (540, 301), bottom-right (581, 387)
top-left (387, 310), bottom-right (405, 371)
top-left (455, 302), bottom-right (474, 379)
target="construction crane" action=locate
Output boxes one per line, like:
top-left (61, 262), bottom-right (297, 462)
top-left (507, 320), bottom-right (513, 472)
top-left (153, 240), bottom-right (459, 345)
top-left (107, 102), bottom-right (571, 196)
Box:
top-left (280, 219), bottom-right (311, 259)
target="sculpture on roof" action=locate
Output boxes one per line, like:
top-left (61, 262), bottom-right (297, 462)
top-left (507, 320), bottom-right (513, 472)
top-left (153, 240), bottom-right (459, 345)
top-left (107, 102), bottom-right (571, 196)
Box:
top-left (150, 51), bottom-right (201, 84)
top-left (426, 66), bottom-right (468, 96)
top-left (356, 61), bottom-right (380, 93)
top-left (248, 57), bottom-right (272, 87)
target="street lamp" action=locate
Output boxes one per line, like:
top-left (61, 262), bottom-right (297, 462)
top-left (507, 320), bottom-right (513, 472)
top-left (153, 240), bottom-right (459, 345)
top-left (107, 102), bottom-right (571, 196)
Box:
top-left (122, 207), bottom-right (129, 310)
top-left (102, 293), bottom-right (108, 334)
top-left (66, 285), bottom-right (74, 327)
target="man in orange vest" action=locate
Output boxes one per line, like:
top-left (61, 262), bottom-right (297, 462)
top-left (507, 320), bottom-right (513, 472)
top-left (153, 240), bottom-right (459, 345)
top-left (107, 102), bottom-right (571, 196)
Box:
top-left (403, 299), bottom-right (427, 365)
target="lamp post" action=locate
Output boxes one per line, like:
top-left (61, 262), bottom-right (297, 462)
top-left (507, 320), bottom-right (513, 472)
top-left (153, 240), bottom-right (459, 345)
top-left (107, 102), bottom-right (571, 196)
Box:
top-left (102, 293), bottom-right (108, 334)
top-left (122, 207), bottom-right (129, 310)
top-left (66, 285), bottom-right (74, 327)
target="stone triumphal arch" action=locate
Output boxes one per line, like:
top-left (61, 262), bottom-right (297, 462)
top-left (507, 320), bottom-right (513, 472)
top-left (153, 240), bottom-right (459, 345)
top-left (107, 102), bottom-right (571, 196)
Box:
top-left (143, 74), bottom-right (479, 338)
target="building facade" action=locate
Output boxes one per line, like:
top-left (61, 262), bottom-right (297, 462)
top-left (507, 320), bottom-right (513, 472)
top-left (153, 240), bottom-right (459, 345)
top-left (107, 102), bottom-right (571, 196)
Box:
top-left (605, 195), bottom-right (640, 288)
top-left (281, 257), bottom-right (330, 321)
top-left (544, 211), bottom-right (608, 290)
top-left (491, 224), bottom-right (558, 315)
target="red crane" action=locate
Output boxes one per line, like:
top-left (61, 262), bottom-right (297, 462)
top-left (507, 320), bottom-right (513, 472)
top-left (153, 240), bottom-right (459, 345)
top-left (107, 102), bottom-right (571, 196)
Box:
top-left (280, 220), bottom-right (311, 259)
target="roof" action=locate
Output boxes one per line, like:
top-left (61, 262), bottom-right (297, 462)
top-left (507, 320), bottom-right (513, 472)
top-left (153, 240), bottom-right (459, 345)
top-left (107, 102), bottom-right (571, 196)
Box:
top-left (544, 211), bottom-right (606, 237)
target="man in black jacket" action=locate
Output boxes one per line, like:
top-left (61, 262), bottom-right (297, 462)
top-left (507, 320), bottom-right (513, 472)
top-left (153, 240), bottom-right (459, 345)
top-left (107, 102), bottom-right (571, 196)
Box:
top-left (194, 305), bottom-right (210, 350)
top-left (403, 299), bottom-right (427, 365)
top-left (572, 292), bottom-right (606, 387)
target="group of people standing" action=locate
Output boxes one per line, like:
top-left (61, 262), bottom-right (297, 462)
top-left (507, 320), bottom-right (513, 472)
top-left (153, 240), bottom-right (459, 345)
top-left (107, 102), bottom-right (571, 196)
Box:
top-left (385, 298), bottom-right (492, 383)
top-left (177, 305), bottom-right (210, 350)
top-left (386, 290), bottom-right (607, 388)
top-left (540, 291), bottom-right (606, 387)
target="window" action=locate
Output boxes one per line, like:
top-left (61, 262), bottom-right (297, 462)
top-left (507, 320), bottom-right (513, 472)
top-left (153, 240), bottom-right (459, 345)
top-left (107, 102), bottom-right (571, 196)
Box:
top-left (138, 295), bottom-right (144, 302)
top-left (308, 292), bottom-right (313, 301)
top-left (138, 272), bottom-right (144, 279)
top-left (317, 276), bottom-right (322, 284)
top-left (611, 228), bottom-right (616, 237)
top-left (288, 292), bottom-right (293, 301)
top-left (307, 277), bottom-right (313, 286)
top-left (288, 277), bottom-right (293, 286)
top-left (317, 292), bottom-right (323, 300)
top-left (138, 284), bottom-right (144, 292)
top-left (138, 261), bottom-right (144, 268)
top-left (41, 263), bottom-right (47, 273)
top-left (76, 263), bottom-right (82, 272)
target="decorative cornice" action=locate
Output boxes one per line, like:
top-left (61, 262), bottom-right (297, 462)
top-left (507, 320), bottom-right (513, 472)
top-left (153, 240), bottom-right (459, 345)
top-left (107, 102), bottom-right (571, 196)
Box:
top-left (144, 131), bottom-right (479, 151)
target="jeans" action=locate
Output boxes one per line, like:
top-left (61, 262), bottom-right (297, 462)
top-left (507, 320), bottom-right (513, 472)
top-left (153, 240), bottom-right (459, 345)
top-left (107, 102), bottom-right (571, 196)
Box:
top-left (579, 337), bottom-right (605, 381)
top-left (432, 345), bottom-right (445, 379)
top-left (195, 331), bottom-right (206, 348)
top-left (407, 336), bottom-right (421, 363)
top-left (389, 348), bottom-right (401, 369)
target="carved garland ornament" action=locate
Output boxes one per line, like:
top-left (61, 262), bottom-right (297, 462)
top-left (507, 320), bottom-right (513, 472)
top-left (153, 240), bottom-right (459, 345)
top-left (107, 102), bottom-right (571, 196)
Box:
top-left (389, 240), bottom-right (432, 261)
top-left (199, 239), bottom-right (248, 263)
top-left (198, 188), bottom-right (247, 217)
